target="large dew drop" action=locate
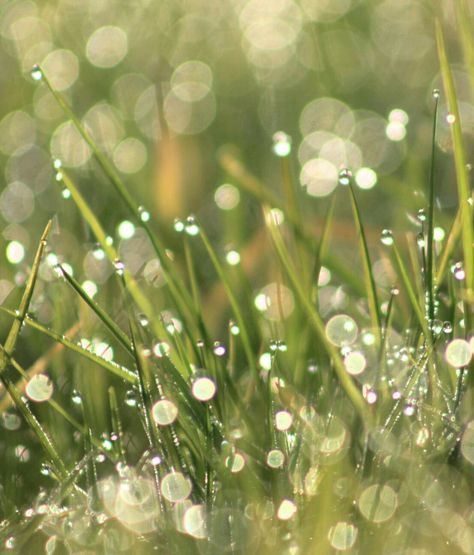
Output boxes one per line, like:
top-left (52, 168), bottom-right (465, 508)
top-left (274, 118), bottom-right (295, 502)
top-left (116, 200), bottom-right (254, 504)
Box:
top-left (328, 521), bottom-right (358, 551)
top-left (160, 472), bottom-right (192, 502)
top-left (358, 484), bottom-right (398, 523)
top-left (152, 399), bottom-right (178, 426)
top-left (192, 377), bottom-right (216, 402)
top-left (445, 338), bottom-right (472, 368)
top-left (25, 374), bottom-right (54, 402)
top-left (325, 315), bottom-right (358, 347)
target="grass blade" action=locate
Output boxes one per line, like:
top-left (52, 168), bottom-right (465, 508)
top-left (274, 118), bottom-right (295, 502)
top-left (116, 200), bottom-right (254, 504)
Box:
top-left (435, 20), bottom-right (474, 298)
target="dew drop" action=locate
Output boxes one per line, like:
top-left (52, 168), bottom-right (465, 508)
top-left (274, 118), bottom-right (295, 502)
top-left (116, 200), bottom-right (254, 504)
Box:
top-left (185, 216), bottom-right (200, 236)
top-left (416, 233), bottom-right (425, 248)
top-left (344, 351), bottom-right (366, 376)
top-left (125, 389), bottom-right (138, 407)
top-left (446, 113), bottom-right (456, 124)
top-left (113, 258), bottom-right (125, 276)
top-left (272, 131), bottom-right (292, 157)
top-left (452, 262), bottom-right (465, 280)
top-left (277, 499), bottom-right (297, 520)
top-left (225, 250), bottom-right (240, 266)
top-left (445, 338), bottom-right (472, 368)
top-left (183, 504), bottom-right (207, 539)
top-left (328, 522), bottom-right (358, 551)
top-left (161, 472), bottom-right (192, 502)
top-left (153, 341), bottom-right (170, 357)
top-left (30, 64), bottom-right (43, 81)
top-left (152, 399), bottom-right (178, 426)
top-left (25, 374), bottom-right (53, 402)
top-left (229, 321), bottom-right (240, 335)
top-left (5, 536), bottom-right (15, 550)
top-left (213, 342), bottom-right (226, 356)
top-left (266, 449), bottom-right (285, 469)
top-left (192, 377), bottom-right (216, 402)
top-left (442, 321), bottom-right (453, 334)
top-left (358, 484), bottom-right (398, 523)
top-left (117, 220), bottom-right (135, 240)
top-left (71, 389), bottom-right (82, 405)
top-left (138, 206), bottom-right (150, 222)
top-left (174, 218), bottom-right (185, 233)
top-left (338, 168), bottom-right (352, 186)
top-left (325, 314), bottom-right (358, 347)
top-left (416, 208), bottom-right (426, 222)
top-left (432, 88), bottom-right (440, 99)
top-left (380, 229), bottom-right (394, 246)
top-left (275, 410), bottom-right (293, 431)
top-left (225, 452), bottom-right (245, 473)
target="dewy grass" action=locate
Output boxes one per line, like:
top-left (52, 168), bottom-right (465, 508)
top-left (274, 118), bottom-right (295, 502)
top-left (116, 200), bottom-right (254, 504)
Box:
top-left (0, 27), bottom-right (473, 553)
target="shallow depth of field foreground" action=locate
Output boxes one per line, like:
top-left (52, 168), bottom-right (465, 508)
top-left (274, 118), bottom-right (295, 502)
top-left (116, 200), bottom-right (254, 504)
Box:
top-left (0, 1), bottom-right (473, 554)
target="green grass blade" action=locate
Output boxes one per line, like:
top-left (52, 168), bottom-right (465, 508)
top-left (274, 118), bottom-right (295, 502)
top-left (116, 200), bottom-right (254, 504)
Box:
top-left (2, 220), bottom-right (52, 360)
top-left (264, 207), bottom-right (372, 428)
top-left (348, 183), bottom-right (382, 342)
top-left (198, 225), bottom-right (258, 379)
top-left (436, 20), bottom-right (474, 296)
top-left (57, 263), bottom-right (132, 354)
top-left (0, 307), bottom-right (138, 383)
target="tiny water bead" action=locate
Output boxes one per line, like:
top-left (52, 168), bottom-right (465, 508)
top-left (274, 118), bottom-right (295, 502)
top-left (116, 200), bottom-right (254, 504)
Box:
top-left (82, 280), bottom-right (98, 298)
top-left (152, 399), bottom-right (178, 426)
top-left (160, 472), bottom-right (192, 502)
top-left (25, 374), bottom-right (54, 402)
top-left (192, 377), bottom-right (216, 401)
top-left (325, 314), bottom-right (358, 347)
top-left (380, 229), bottom-right (394, 246)
top-left (71, 390), bottom-right (82, 405)
top-left (229, 321), bottom-right (240, 335)
top-left (266, 449), bottom-right (285, 469)
top-left (446, 113), bottom-right (456, 124)
top-left (138, 206), bottom-right (150, 222)
top-left (272, 131), bottom-right (292, 157)
top-left (277, 499), bottom-right (297, 521)
top-left (358, 484), bottom-right (398, 523)
top-left (445, 339), bottom-right (472, 368)
top-left (328, 522), bottom-right (358, 551)
top-left (363, 386), bottom-right (377, 405)
top-left (31, 64), bottom-right (43, 81)
top-left (432, 88), bottom-right (440, 99)
top-left (153, 341), bottom-right (170, 357)
top-left (416, 208), bottom-right (426, 222)
top-left (174, 218), bottom-right (185, 233)
top-left (355, 167), bottom-right (377, 190)
top-left (184, 216), bottom-right (199, 236)
top-left (452, 262), bottom-right (465, 281)
top-left (338, 168), bottom-right (352, 186)
top-left (213, 342), bottom-right (226, 356)
top-left (214, 183), bottom-right (240, 210)
top-left (113, 258), bottom-right (125, 275)
top-left (6, 241), bottom-right (25, 264)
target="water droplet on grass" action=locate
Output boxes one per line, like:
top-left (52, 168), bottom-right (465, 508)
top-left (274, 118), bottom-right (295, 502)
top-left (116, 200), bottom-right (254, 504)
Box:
top-left (443, 322), bottom-right (453, 334)
top-left (183, 504), bottom-right (207, 539)
top-left (266, 449), bottom-right (285, 468)
top-left (152, 399), bottom-right (178, 426)
top-left (26, 374), bottom-right (53, 402)
top-left (153, 342), bottom-right (170, 357)
top-left (416, 208), bottom-right (426, 222)
top-left (328, 522), bottom-right (358, 551)
top-left (71, 390), bottom-right (82, 405)
top-left (113, 259), bottom-right (125, 276)
top-left (452, 262), bottom-right (465, 280)
top-left (445, 338), bottom-right (472, 368)
top-left (225, 250), bottom-right (240, 265)
top-left (125, 390), bottom-right (138, 407)
top-left (192, 377), bottom-right (216, 401)
top-left (31, 64), bottom-right (43, 81)
top-left (325, 314), bottom-right (358, 347)
top-left (138, 206), bottom-right (150, 222)
top-left (338, 168), bottom-right (352, 186)
top-left (117, 220), bottom-right (135, 239)
top-left (161, 472), bottom-right (192, 502)
top-left (225, 452), bottom-right (245, 473)
top-left (344, 351), bottom-right (366, 375)
top-left (174, 218), bottom-right (185, 233)
top-left (213, 342), bottom-right (226, 356)
top-left (358, 484), bottom-right (398, 523)
top-left (272, 131), bottom-right (292, 157)
top-left (446, 113), bottom-right (456, 124)
top-left (229, 321), bottom-right (240, 335)
top-left (432, 88), bottom-right (440, 99)
top-left (184, 216), bottom-right (199, 236)
top-left (277, 499), bottom-right (297, 520)
top-left (380, 229), bottom-right (394, 246)
top-left (275, 410), bottom-right (293, 431)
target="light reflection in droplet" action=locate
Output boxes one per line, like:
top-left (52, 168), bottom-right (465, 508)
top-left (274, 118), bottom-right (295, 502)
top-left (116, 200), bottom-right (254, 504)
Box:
top-left (152, 399), bottom-right (178, 426)
top-left (328, 521), bottom-right (358, 551)
top-left (160, 472), bottom-right (192, 502)
top-left (358, 484), bottom-right (398, 523)
top-left (325, 314), bottom-right (358, 347)
top-left (192, 377), bottom-right (216, 402)
top-left (445, 339), bottom-right (472, 368)
top-left (25, 373), bottom-right (53, 402)
top-left (266, 449), bottom-right (285, 468)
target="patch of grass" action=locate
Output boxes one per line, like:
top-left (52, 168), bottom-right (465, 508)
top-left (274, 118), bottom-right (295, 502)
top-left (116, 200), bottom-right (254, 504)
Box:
top-left (0, 28), bottom-right (473, 555)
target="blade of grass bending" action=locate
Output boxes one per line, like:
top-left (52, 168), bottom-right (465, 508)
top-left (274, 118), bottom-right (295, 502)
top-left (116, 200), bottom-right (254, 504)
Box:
top-left (0, 345), bottom-right (67, 479)
top-left (426, 93), bottom-right (440, 325)
top-left (2, 220), bottom-right (51, 363)
top-left (436, 21), bottom-right (474, 297)
top-left (264, 207), bottom-right (372, 428)
top-left (0, 307), bottom-right (137, 384)
top-left (58, 263), bottom-right (132, 354)
top-left (60, 170), bottom-right (189, 378)
top-left (198, 226), bottom-right (258, 379)
top-left (348, 183), bottom-right (382, 342)
top-left (37, 68), bottom-right (197, 332)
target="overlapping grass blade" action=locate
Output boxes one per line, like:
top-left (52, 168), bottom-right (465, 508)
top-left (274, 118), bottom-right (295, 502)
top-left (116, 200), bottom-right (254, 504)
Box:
top-left (348, 183), bottom-right (382, 343)
top-left (264, 206), bottom-right (372, 428)
top-left (435, 21), bottom-right (474, 298)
